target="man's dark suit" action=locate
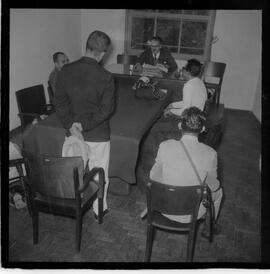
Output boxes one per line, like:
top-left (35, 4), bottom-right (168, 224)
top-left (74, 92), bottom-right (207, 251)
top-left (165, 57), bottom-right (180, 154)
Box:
top-left (137, 47), bottom-right (178, 73)
top-left (54, 57), bottom-right (115, 142)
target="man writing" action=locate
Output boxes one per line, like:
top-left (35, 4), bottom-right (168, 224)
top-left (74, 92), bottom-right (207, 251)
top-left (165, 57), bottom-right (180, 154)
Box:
top-left (135, 36), bottom-right (178, 74)
top-left (54, 30), bottom-right (115, 219)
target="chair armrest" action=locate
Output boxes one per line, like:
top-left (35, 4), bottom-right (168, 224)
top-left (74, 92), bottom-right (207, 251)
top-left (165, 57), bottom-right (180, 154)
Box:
top-left (9, 158), bottom-right (25, 178)
top-left (80, 167), bottom-right (105, 197)
top-left (18, 112), bottom-right (41, 120)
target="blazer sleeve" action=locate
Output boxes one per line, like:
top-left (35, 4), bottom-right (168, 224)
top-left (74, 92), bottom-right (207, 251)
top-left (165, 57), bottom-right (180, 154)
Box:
top-left (79, 74), bottom-right (115, 131)
top-left (54, 71), bottom-right (74, 130)
top-left (137, 49), bottom-right (149, 65)
top-left (164, 49), bottom-right (178, 73)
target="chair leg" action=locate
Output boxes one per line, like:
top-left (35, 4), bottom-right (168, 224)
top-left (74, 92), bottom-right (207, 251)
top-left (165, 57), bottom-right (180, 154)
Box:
top-left (75, 214), bottom-right (83, 253)
top-left (98, 198), bottom-right (103, 224)
top-left (32, 208), bottom-right (39, 245)
top-left (145, 225), bottom-right (155, 262)
top-left (187, 228), bottom-right (197, 262)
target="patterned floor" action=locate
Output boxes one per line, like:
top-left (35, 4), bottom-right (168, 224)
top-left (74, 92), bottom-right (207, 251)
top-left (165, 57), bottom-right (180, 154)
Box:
top-left (8, 109), bottom-right (261, 264)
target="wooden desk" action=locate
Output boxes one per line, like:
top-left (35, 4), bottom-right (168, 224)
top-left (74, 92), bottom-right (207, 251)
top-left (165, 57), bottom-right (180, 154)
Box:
top-left (22, 75), bottom-right (171, 195)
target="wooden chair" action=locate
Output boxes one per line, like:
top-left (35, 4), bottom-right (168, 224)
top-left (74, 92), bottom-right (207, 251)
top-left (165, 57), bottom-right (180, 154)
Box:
top-left (117, 54), bottom-right (138, 65)
top-left (15, 84), bottom-right (54, 129)
top-left (200, 102), bottom-right (225, 150)
top-left (22, 150), bottom-right (105, 253)
top-left (202, 61), bottom-right (226, 105)
top-left (145, 181), bottom-right (205, 262)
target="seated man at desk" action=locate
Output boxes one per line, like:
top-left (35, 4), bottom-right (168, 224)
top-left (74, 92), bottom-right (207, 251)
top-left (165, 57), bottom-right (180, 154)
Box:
top-left (135, 36), bottom-right (178, 74)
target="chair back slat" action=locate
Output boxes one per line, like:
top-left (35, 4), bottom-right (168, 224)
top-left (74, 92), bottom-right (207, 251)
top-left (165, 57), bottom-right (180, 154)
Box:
top-left (15, 84), bottom-right (46, 115)
top-left (202, 62), bottom-right (226, 85)
top-left (147, 181), bottom-right (202, 216)
top-left (23, 150), bottom-right (84, 199)
top-left (117, 54), bottom-right (138, 65)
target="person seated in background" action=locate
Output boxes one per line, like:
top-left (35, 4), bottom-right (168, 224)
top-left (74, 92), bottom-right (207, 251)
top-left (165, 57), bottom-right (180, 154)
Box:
top-left (164, 58), bottom-right (207, 117)
top-left (135, 36), bottom-right (178, 74)
top-left (150, 107), bottom-right (223, 238)
top-left (48, 52), bottom-right (69, 96)
top-left (149, 59), bottom-right (207, 143)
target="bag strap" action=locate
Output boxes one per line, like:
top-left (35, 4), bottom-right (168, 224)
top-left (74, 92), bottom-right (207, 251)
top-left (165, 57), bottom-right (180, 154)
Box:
top-left (179, 139), bottom-right (207, 186)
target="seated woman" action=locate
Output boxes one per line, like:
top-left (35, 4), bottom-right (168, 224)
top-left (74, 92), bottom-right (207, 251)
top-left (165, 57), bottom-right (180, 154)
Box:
top-left (165, 58), bottom-right (207, 116)
top-left (149, 59), bottom-right (207, 143)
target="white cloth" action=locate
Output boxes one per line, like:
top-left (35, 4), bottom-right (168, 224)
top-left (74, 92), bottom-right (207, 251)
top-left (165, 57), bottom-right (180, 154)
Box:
top-left (170, 77), bottom-right (207, 116)
top-left (150, 135), bottom-right (222, 223)
top-left (85, 141), bottom-right (110, 215)
top-left (62, 136), bottom-right (89, 168)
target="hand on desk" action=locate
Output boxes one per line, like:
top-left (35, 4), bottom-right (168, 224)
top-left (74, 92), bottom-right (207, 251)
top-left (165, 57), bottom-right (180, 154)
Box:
top-left (70, 122), bottom-right (84, 141)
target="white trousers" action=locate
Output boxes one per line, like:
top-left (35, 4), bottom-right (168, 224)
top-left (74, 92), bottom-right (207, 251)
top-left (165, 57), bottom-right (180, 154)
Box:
top-left (85, 141), bottom-right (110, 214)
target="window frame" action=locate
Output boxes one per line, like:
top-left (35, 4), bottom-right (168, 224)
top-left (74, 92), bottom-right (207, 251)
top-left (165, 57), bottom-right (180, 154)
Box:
top-left (124, 10), bottom-right (216, 61)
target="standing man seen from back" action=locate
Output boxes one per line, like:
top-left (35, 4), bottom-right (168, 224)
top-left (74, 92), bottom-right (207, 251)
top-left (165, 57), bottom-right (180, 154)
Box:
top-left (54, 30), bottom-right (115, 219)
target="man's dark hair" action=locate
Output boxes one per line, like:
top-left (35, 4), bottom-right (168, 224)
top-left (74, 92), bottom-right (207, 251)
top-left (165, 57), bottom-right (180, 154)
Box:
top-left (181, 107), bottom-right (206, 134)
top-left (151, 36), bottom-right (163, 44)
top-left (86, 30), bottom-right (111, 53)
top-left (184, 59), bottom-right (202, 77)
top-left (53, 52), bottom-right (65, 63)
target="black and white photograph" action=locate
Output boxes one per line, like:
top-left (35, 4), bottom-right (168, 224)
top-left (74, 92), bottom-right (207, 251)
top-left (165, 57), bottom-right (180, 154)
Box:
top-left (4, 8), bottom-right (265, 267)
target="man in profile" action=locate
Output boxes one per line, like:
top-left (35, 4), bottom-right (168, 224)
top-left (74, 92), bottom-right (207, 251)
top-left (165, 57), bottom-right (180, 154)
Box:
top-left (135, 36), bottom-right (178, 74)
top-left (48, 52), bottom-right (69, 94)
top-left (54, 30), bottom-right (115, 220)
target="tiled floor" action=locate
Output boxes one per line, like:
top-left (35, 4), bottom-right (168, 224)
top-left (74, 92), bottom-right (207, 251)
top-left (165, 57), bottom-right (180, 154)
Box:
top-left (8, 108), bottom-right (261, 264)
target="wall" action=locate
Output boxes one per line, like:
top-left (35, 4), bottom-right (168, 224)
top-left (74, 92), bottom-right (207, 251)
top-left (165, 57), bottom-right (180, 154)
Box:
top-left (10, 9), bottom-right (82, 130)
top-left (211, 10), bottom-right (261, 111)
top-left (252, 70), bottom-right (261, 122)
top-left (81, 9), bottom-right (126, 67)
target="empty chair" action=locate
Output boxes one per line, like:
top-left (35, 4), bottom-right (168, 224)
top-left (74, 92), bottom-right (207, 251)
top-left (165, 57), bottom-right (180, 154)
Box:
top-left (22, 150), bottom-right (105, 253)
top-left (117, 54), bottom-right (138, 65)
top-left (145, 181), bottom-right (207, 262)
top-left (15, 84), bottom-right (54, 129)
top-left (202, 61), bottom-right (226, 105)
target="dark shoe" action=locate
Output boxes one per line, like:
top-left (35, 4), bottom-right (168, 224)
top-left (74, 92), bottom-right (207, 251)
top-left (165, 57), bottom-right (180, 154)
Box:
top-left (93, 209), bottom-right (109, 221)
top-left (201, 223), bottom-right (221, 240)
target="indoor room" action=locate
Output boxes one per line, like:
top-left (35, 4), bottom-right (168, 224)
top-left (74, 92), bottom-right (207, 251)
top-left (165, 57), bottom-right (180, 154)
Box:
top-left (8, 9), bottom-right (261, 264)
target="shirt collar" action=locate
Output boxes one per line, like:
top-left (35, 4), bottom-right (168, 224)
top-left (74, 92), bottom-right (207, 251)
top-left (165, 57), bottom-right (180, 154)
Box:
top-left (152, 51), bottom-right (160, 59)
top-left (181, 134), bottom-right (199, 142)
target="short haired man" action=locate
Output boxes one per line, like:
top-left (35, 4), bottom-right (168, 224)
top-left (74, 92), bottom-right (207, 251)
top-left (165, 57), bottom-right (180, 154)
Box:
top-left (54, 30), bottom-right (115, 220)
top-left (136, 36), bottom-right (178, 74)
top-left (48, 52), bottom-right (69, 95)
top-left (165, 58), bottom-right (207, 117)
top-left (150, 107), bottom-right (223, 238)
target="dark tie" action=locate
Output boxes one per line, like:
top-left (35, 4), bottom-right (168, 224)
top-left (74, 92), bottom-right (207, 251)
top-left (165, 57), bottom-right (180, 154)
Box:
top-left (154, 54), bottom-right (157, 64)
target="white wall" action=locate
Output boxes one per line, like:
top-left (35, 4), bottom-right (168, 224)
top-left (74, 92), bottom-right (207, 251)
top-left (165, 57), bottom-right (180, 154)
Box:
top-left (211, 10), bottom-right (261, 110)
top-left (81, 9), bottom-right (126, 66)
top-left (10, 9), bottom-right (82, 130)
top-left (252, 70), bottom-right (261, 122)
